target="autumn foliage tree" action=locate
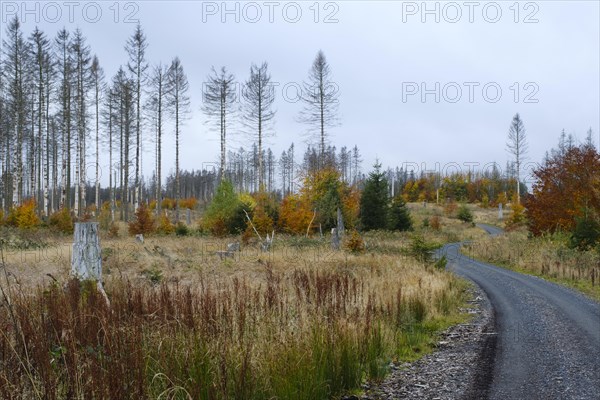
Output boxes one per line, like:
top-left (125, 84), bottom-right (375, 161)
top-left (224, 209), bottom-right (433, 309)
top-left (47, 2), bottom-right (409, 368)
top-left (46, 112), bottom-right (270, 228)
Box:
top-left (7, 199), bottom-right (41, 229)
top-left (300, 167), bottom-right (358, 231)
top-left (128, 202), bottom-right (155, 235)
top-left (526, 141), bottom-right (600, 236)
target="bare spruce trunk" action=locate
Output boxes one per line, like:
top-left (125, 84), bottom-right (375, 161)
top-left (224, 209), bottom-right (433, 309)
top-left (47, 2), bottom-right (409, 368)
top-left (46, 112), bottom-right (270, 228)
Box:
top-left (175, 101), bottom-right (180, 222)
top-left (95, 84), bottom-right (100, 214)
top-left (220, 103), bottom-right (225, 180)
top-left (155, 75), bottom-right (163, 215)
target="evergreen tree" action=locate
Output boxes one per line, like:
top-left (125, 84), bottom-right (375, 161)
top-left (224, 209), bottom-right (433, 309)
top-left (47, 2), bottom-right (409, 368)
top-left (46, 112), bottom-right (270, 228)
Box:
top-left (359, 162), bottom-right (389, 230)
top-left (569, 209), bottom-right (600, 250)
top-left (388, 196), bottom-right (413, 231)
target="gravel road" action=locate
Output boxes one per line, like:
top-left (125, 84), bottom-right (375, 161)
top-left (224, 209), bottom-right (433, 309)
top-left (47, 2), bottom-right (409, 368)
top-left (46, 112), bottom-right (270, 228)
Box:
top-left (442, 227), bottom-right (600, 399)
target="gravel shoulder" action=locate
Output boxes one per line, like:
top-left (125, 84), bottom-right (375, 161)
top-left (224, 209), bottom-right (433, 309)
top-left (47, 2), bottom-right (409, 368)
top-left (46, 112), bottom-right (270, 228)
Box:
top-left (357, 284), bottom-right (495, 400)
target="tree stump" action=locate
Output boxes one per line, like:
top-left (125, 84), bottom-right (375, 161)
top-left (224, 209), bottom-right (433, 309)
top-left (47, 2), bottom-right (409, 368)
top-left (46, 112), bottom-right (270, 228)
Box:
top-left (71, 222), bottom-right (110, 306)
top-left (331, 228), bottom-right (340, 250)
top-left (186, 208), bottom-right (191, 225)
top-left (336, 207), bottom-right (345, 239)
top-left (72, 222), bottom-right (102, 280)
top-left (498, 203), bottom-right (503, 220)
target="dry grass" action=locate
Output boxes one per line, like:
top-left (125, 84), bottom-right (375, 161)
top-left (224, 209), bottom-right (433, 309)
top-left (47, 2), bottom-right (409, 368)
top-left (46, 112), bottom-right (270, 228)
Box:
top-left (0, 228), bottom-right (469, 399)
top-left (407, 202), bottom-right (498, 244)
top-left (465, 228), bottom-right (600, 300)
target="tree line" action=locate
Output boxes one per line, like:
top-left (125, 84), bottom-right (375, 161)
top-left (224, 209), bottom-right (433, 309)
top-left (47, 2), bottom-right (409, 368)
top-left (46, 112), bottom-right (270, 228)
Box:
top-left (0, 18), bottom-right (340, 221)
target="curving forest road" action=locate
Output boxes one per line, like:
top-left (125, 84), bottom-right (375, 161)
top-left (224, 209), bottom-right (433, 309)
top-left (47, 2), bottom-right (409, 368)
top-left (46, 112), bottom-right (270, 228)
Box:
top-left (441, 224), bottom-right (600, 400)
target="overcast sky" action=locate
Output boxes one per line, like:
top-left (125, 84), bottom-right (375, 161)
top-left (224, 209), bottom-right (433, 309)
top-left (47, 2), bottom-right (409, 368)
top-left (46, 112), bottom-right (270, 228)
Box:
top-left (2, 0), bottom-right (599, 185)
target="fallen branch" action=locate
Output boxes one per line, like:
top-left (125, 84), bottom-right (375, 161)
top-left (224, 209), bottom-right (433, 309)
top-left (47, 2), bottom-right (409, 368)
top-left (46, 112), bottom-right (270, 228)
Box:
top-left (243, 209), bottom-right (263, 242)
top-left (306, 209), bottom-right (317, 238)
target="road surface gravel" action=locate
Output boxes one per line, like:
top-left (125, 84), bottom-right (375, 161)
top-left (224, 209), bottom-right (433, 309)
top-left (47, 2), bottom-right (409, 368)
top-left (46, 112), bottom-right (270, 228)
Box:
top-left (443, 224), bottom-right (600, 399)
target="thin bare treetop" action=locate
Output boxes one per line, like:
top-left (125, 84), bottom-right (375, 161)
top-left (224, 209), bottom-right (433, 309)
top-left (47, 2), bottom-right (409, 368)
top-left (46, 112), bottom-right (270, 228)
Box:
top-left (166, 57), bottom-right (190, 113)
top-left (506, 112), bottom-right (528, 203)
top-left (242, 62), bottom-right (276, 190)
top-left (202, 66), bottom-right (238, 180)
top-left (125, 24), bottom-right (149, 79)
top-left (299, 50), bottom-right (340, 161)
top-left (507, 113), bottom-right (528, 157)
top-left (125, 23), bottom-right (148, 211)
top-left (242, 62), bottom-right (276, 127)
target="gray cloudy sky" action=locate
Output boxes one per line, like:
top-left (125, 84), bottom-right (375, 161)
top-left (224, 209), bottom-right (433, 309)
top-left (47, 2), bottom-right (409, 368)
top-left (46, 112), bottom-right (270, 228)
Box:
top-left (2, 0), bottom-right (599, 184)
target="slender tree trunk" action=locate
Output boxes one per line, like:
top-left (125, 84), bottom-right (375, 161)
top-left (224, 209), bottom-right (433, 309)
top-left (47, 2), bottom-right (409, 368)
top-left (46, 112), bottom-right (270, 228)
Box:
top-left (95, 81), bottom-right (100, 213)
top-left (175, 100), bottom-right (180, 222)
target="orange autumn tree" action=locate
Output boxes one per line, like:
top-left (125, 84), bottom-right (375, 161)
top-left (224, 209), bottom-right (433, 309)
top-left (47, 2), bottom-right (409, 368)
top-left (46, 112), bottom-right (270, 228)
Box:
top-left (279, 194), bottom-right (314, 234)
top-left (250, 191), bottom-right (278, 235)
top-left (279, 168), bottom-right (359, 234)
top-left (526, 142), bottom-right (600, 235)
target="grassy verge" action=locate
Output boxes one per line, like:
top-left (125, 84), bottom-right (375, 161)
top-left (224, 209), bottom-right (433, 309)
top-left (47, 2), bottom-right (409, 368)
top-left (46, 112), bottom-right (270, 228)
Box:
top-left (464, 228), bottom-right (600, 301)
top-left (0, 232), bottom-right (471, 399)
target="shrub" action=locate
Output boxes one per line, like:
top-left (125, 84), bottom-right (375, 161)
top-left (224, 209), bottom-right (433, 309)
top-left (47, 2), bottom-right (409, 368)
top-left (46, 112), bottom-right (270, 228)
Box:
top-left (434, 255), bottom-right (448, 270)
top-left (345, 230), bottom-right (365, 253)
top-left (506, 201), bottom-right (526, 229)
top-left (569, 211), bottom-right (600, 250)
top-left (430, 215), bottom-right (442, 231)
top-left (175, 222), bottom-right (190, 236)
top-left (48, 207), bottom-right (74, 234)
top-left (422, 217), bottom-right (430, 228)
top-left (203, 180), bottom-right (249, 236)
top-left (408, 235), bottom-right (440, 264)
top-left (161, 198), bottom-right (176, 210)
top-left (98, 202), bottom-right (112, 231)
top-left (480, 193), bottom-right (490, 208)
top-left (156, 213), bottom-right (175, 235)
top-left (444, 201), bottom-right (457, 217)
top-left (128, 202), bottom-right (155, 235)
top-left (252, 206), bottom-right (274, 235)
top-left (388, 196), bottom-right (413, 232)
top-left (457, 204), bottom-right (473, 223)
top-left (279, 194), bottom-right (314, 234)
top-left (180, 197), bottom-right (198, 210)
top-left (108, 222), bottom-right (120, 238)
top-left (7, 199), bottom-right (41, 229)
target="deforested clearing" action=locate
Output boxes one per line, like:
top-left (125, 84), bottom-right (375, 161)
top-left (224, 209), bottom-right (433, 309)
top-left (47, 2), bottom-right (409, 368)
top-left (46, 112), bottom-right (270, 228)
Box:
top-left (0, 230), bottom-right (468, 399)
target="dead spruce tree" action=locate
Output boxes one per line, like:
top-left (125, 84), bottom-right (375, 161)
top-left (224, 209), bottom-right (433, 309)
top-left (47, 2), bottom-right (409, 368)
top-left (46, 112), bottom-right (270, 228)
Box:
top-left (299, 50), bottom-right (340, 168)
top-left (202, 66), bottom-right (237, 181)
top-left (125, 24), bottom-right (148, 212)
top-left (90, 55), bottom-right (104, 214)
top-left (71, 29), bottom-right (92, 218)
top-left (506, 113), bottom-right (528, 204)
top-left (2, 16), bottom-right (27, 207)
top-left (165, 57), bottom-right (190, 222)
top-left (147, 64), bottom-right (168, 214)
top-left (242, 62), bottom-right (275, 191)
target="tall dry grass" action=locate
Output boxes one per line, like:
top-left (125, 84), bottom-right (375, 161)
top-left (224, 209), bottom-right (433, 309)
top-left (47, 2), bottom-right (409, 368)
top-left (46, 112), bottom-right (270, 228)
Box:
top-left (465, 229), bottom-right (600, 300)
top-left (0, 234), bottom-right (468, 399)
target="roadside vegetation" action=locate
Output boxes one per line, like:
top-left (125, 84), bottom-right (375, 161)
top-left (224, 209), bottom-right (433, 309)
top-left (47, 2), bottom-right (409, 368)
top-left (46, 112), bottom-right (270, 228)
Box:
top-left (0, 226), bottom-right (470, 398)
top-left (466, 137), bottom-right (600, 300)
